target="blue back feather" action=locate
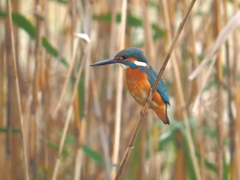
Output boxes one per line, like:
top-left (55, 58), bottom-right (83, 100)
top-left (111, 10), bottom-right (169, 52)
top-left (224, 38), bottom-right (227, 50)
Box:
top-left (146, 66), bottom-right (170, 105)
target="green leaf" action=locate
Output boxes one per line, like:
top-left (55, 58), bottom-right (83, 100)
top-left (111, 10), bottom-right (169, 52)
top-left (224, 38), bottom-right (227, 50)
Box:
top-left (126, 14), bottom-right (142, 27)
top-left (78, 75), bottom-right (85, 117)
top-left (42, 37), bottom-right (58, 57)
top-left (152, 24), bottom-right (165, 40)
top-left (93, 13), bottom-right (142, 27)
top-left (0, 128), bottom-right (7, 133)
top-left (83, 144), bottom-right (104, 165)
top-left (0, 11), bottom-right (69, 67)
top-left (0, 11), bottom-right (6, 17)
top-left (223, 153), bottom-right (230, 180)
top-left (12, 12), bottom-right (36, 39)
top-left (0, 128), bottom-right (20, 134)
top-left (202, 76), bottom-right (217, 92)
top-left (93, 13), bottom-right (112, 23)
top-left (205, 159), bottom-right (217, 173)
top-left (150, 1), bottom-right (158, 8)
top-left (39, 138), bottom-right (72, 157)
top-left (0, 11), bottom-right (36, 38)
top-left (202, 127), bottom-right (218, 139)
top-left (93, 13), bottom-right (164, 41)
top-left (41, 37), bottom-right (69, 67)
top-left (180, 129), bottom-right (197, 180)
top-left (48, 0), bottom-right (68, 4)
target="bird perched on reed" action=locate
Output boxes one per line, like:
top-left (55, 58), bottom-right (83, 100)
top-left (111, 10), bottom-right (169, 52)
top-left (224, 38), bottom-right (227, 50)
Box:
top-left (91, 47), bottom-right (170, 124)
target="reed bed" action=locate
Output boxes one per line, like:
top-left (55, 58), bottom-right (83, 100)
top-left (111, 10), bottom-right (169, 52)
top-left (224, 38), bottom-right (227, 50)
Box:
top-left (0, 0), bottom-right (240, 179)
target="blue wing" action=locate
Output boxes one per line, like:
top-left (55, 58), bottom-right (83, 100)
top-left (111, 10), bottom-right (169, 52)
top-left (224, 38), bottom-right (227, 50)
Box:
top-left (146, 66), bottom-right (170, 105)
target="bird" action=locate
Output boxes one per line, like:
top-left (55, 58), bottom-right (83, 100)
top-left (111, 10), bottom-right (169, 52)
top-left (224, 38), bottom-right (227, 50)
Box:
top-left (90, 47), bottom-right (170, 124)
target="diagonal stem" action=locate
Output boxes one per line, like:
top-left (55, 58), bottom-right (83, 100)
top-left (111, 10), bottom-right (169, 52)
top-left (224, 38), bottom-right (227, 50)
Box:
top-left (115, 0), bottom-right (197, 179)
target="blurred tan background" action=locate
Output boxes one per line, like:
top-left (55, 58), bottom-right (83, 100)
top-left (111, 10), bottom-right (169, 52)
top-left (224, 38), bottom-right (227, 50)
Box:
top-left (1, 0), bottom-right (240, 179)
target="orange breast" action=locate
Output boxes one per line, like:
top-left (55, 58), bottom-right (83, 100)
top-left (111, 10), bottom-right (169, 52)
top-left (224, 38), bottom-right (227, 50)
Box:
top-left (125, 68), bottom-right (165, 109)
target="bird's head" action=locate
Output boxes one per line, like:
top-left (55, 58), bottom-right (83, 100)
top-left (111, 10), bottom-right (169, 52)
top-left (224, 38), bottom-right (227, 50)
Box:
top-left (90, 47), bottom-right (149, 69)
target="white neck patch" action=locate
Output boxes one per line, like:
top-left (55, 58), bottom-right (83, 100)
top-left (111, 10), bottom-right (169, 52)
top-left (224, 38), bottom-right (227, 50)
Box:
top-left (134, 61), bottom-right (147, 67)
top-left (120, 64), bottom-right (129, 69)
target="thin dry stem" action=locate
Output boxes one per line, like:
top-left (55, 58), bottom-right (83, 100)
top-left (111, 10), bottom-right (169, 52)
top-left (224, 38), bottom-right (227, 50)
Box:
top-left (6, 1), bottom-right (29, 180)
top-left (233, 1), bottom-right (240, 179)
top-left (111, 0), bottom-right (127, 179)
top-left (52, 38), bottom-right (79, 118)
top-left (214, 0), bottom-right (223, 179)
top-left (52, 105), bottom-right (73, 180)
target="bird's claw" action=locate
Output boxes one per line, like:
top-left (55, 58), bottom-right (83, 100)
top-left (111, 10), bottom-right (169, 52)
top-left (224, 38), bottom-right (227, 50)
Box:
top-left (140, 110), bottom-right (148, 117)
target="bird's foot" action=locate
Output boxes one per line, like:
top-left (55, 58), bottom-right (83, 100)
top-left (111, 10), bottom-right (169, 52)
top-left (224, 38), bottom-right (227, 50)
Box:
top-left (140, 110), bottom-right (148, 117)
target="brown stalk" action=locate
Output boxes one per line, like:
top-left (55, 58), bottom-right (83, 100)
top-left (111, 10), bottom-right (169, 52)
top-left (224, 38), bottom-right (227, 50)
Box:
top-left (214, 1), bottom-right (224, 179)
top-left (39, 1), bottom-right (49, 178)
top-left (223, 0), bottom-right (236, 179)
top-left (72, 41), bottom-right (88, 180)
top-left (28, 0), bottom-right (45, 178)
top-left (52, 105), bottom-right (73, 180)
top-left (9, 3), bottom-right (21, 176)
top-left (111, 0), bottom-right (127, 179)
top-left (115, 0), bottom-right (197, 179)
top-left (188, 9), bottom-right (206, 180)
top-left (6, 0), bottom-right (29, 180)
top-left (235, 91), bottom-right (240, 180)
top-left (73, 115), bottom-right (86, 180)
top-left (0, 43), bottom-right (5, 180)
top-left (108, 1), bottom-right (118, 177)
top-left (162, 1), bottom-right (185, 179)
top-left (140, 0), bottom-right (155, 178)
top-left (232, 1), bottom-right (240, 179)
top-left (106, 0), bottom-right (117, 132)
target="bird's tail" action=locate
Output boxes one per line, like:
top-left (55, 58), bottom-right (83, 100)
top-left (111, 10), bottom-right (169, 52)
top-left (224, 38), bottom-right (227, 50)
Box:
top-left (153, 106), bottom-right (170, 125)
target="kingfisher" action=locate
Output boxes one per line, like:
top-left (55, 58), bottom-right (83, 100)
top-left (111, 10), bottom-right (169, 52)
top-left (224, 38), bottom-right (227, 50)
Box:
top-left (90, 47), bottom-right (170, 124)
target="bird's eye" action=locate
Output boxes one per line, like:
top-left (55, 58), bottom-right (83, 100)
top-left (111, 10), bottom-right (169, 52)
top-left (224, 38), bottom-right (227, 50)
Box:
top-left (122, 56), bottom-right (127, 59)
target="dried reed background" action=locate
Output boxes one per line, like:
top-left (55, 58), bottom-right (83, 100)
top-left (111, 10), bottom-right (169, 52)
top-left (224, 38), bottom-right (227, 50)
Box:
top-left (0, 0), bottom-right (240, 180)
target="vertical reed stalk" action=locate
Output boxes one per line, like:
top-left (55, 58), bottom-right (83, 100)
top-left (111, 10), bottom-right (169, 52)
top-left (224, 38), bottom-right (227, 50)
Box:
top-left (73, 40), bottom-right (88, 180)
top-left (6, 0), bottom-right (29, 179)
top-left (140, 1), bottom-right (155, 178)
top-left (232, 0), bottom-right (240, 179)
top-left (0, 43), bottom-right (5, 180)
top-left (235, 91), bottom-right (240, 180)
top-left (214, 1), bottom-right (223, 179)
top-left (29, 0), bottom-right (45, 178)
top-left (222, 0), bottom-right (236, 179)
top-left (162, 1), bottom-right (185, 179)
top-left (111, 0), bottom-right (127, 179)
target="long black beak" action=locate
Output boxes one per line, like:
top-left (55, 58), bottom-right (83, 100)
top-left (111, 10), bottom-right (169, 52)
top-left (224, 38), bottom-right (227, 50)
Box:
top-left (90, 58), bottom-right (118, 66)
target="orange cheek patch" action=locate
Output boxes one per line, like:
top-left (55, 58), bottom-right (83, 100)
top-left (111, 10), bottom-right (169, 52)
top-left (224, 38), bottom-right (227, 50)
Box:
top-left (126, 58), bottom-right (137, 64)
